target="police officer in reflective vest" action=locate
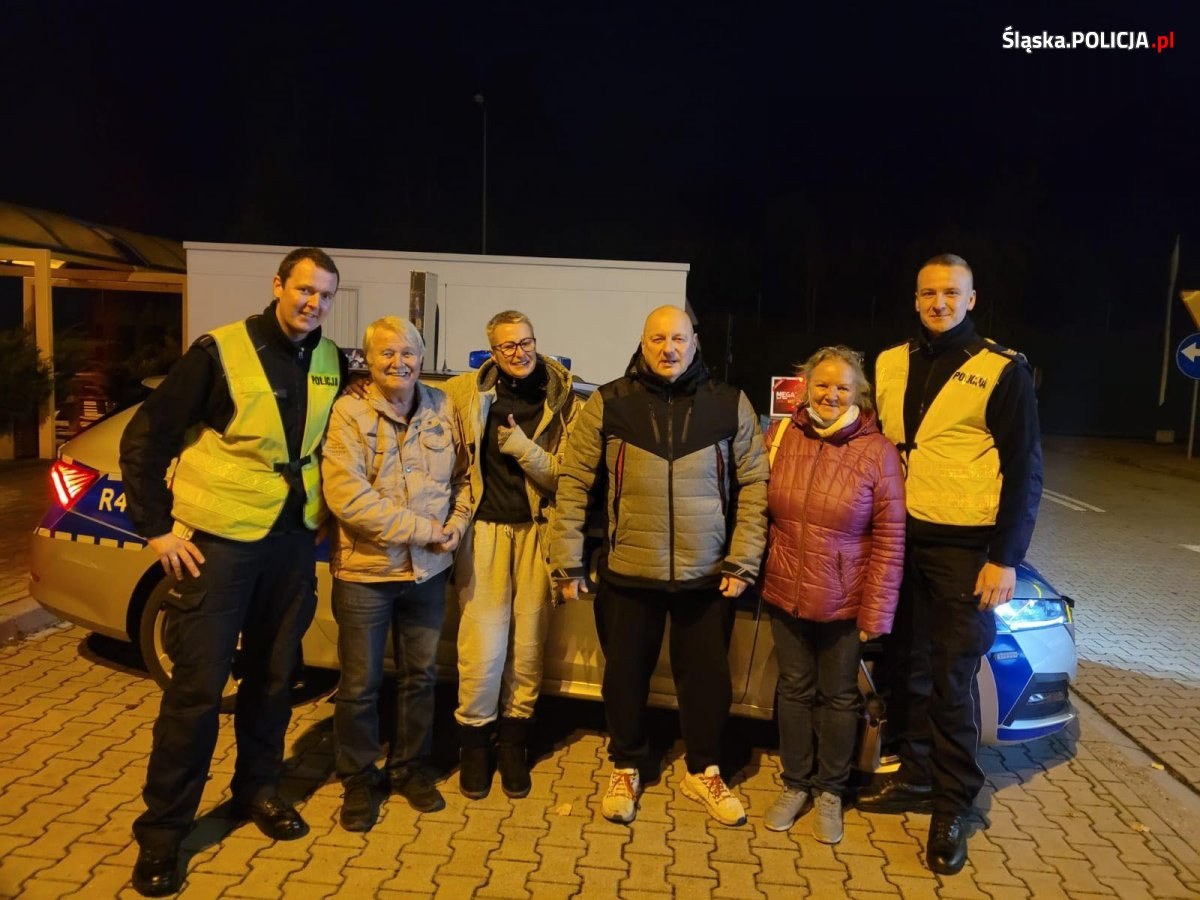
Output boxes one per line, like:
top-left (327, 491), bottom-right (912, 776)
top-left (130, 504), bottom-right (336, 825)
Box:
top-left (120, 248), bottom-right (346, 897)
top-left (857, 254), bottom-right (1043, 876)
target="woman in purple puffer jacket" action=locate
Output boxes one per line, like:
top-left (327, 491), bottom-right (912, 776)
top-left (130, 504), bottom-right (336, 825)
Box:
top-left (760, 346), bottom-right (906, 843)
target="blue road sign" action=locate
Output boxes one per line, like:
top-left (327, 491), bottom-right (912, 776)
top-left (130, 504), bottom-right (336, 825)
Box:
top-left (1178, 333), bottom-right (1200, 380)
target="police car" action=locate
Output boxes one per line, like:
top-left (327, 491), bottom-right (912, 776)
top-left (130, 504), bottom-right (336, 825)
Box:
top-left (29, 375), bottom-right (1076, 746)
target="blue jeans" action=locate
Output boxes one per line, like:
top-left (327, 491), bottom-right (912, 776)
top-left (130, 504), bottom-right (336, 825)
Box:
top-left (332, 571), bottom-right (447, 780)
top-left (769, 609), bottom-right (862, 795)
top-left (134, 531), bottom-right (317, 850)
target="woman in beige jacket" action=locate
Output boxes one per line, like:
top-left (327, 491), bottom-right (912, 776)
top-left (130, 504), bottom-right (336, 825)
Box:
top-left (442, 311), bottom-right (580, 801)
top-left (321, 316), bottom-right (471, 832)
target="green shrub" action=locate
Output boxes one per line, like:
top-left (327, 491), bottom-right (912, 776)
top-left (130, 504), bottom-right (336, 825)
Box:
top-left (0, 327), bottom-right (54, 427)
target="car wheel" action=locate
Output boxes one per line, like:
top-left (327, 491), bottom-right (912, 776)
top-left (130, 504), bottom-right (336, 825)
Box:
top-left (138, 578), bottom-right (240, 713)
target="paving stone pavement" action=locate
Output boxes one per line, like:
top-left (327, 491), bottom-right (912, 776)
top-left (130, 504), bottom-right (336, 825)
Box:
top-left (3, 625), bottom-right (1200, 899)
top-left (1028, 446), bottom-right (1200, 792)
top-left (7, 446), bottom-right (1200, 896)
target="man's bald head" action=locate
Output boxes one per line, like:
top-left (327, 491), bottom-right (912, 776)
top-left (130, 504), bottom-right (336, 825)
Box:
top-left (641, 305), bottom-right (697, 382)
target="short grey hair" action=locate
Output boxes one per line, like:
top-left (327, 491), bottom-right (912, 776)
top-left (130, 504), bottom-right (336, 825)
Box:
top-left (921, 253), bottom-right (972, 278)
top-left (363, 316), bottom-right (424, 359)
top-left (800, 345), bottom-right (873, 413)
top-left (485, 310), bottom-right (534, 346)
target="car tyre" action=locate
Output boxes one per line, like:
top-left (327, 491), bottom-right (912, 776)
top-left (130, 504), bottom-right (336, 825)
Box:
top-left (138, 578), bottom-right (240, 713)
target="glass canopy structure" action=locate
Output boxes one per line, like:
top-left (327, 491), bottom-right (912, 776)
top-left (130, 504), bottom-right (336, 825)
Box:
top-left (0, 202), bottom-right (186, 458)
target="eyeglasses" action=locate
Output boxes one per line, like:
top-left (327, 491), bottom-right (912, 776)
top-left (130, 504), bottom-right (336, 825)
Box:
top-left (492, 337), bottom-right (536, 357)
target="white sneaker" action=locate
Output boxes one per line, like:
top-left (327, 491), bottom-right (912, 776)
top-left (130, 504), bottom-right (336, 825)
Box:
top-left (813, 790), bottom-right (843, 844)
top-left (601, 768), bottom-right (640, 823)
top-left (681, 765), bottom-right (746, 826)
top-left (764, 786), bottom-right (809, 832)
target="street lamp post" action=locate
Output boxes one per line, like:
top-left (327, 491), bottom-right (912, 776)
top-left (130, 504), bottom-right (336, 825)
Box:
top-left (474, 93), bottom-right (487, 254)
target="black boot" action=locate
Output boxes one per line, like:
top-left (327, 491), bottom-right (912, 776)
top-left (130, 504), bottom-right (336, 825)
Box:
top-left (855, 772), bottom-right (933, 814)
top-left (459, 722), bottom-right (495, 799)
top-left (496, 716), bottom-right (532, 799)
top-left (927, 813), bottom-right (969, 875)
top-left (131, 843), bottom-right (181, 897)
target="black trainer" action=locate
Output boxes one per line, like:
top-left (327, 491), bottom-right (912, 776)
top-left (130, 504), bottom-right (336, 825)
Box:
top-left (496, 716), bottom-right (532, 799)
top-left (391, 765), bottom-right (446, 813)
top-left (927, 813), bottom-right (969, 875)
top-left (339, 770), bottom-right (379, 832)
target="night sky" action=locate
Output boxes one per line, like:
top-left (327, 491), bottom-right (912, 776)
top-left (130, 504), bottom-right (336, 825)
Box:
top-left (3, 1), bottom-right (1198, 434)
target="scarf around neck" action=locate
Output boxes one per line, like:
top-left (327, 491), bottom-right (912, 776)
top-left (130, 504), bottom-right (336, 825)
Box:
top-left (807, 404), bottom-right (860, 437)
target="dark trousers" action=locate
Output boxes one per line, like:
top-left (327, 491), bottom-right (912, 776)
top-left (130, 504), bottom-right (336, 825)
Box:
top-left (596, 581), bottom-right (734, 774)
top-left (331, 570), bottom-right (447, 780)
top-left (769, 610), bottom-right (861, 795)
top-left (886, 543), bottom-right (996, 816)
top-left (134, 531), bottom-right (317, 850)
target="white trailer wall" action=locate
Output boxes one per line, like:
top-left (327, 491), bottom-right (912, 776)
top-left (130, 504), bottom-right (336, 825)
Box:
top-left (184, 243), bottom-right (689, 384)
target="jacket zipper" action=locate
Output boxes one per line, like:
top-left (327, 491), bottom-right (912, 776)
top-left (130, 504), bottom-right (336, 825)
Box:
top-left (916, 347), bottom-right (969, 430)
top-left (903, 351), bottom-right (940, 464)
top-left (917, 358), bottom-right (937, 425)
top-left (610, 440), bottom-right (627, 551)
top-left (667, 392), bottom-right (675, 584)
top-left (792, 441), bottom-right (824, 614)
top-left (648, 400), bottom-right (662, 444)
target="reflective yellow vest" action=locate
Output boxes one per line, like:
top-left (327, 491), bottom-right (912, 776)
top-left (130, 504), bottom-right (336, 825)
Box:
top-left (875, 340), bottom-right (1014, 527)
top-left (170, 321), bottom-right (341, 541)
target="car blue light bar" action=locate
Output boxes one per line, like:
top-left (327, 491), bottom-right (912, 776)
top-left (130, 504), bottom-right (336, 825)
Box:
top-left (467, 351), bottom-right (571, 371)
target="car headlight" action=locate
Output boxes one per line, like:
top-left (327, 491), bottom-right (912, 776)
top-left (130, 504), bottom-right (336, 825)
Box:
top-left (994, 597), bottom-right (1068, 632)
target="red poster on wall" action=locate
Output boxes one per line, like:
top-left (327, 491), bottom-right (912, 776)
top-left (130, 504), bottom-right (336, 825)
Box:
top-left (770, 375), bottom-right (806, 418)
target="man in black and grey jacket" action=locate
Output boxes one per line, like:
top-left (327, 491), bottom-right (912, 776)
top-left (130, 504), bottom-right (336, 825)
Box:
top-left (550, 305), bottom-right (768, 828)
